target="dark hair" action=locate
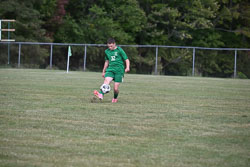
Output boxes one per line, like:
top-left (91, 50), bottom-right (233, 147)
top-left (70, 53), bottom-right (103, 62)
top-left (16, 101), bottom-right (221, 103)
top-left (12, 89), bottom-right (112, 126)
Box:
top-left (107, 38), bottom-right (115, 44)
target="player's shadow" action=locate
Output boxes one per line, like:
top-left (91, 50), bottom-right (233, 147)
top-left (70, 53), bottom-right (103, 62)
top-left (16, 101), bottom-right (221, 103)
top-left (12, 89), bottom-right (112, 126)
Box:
top-left (90, 97), bottom-right (110, 103)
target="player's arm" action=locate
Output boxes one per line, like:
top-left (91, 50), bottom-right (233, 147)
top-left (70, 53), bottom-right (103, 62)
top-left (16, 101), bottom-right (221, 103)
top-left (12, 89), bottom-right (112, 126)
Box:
top-left (125, 59), bottom-right (130, 73)
top-left (102, 60), bottom-right (109, 78)
top-left (118, 47), bottom-right (130, 73)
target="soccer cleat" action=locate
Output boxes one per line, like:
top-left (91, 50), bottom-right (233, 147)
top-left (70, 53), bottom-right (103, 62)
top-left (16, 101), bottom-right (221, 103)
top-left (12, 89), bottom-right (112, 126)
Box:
top-left (94, 90), bottom-right (103, 100)
top-left (112, 98), bottom-right (118, 103)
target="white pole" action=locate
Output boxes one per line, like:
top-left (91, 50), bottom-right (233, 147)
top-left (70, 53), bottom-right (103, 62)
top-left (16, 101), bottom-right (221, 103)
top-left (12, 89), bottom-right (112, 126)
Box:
top-left (67, 54), bottom-right (70, 73)
top-left (67, 46), bottom-right (72, 73)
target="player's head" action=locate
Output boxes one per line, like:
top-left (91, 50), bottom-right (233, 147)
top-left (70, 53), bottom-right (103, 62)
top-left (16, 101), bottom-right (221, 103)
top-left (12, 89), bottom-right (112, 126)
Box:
top-left (107, 38), bottom-right (116, 50)
top-left (107, 38), bottom-right (115, 44)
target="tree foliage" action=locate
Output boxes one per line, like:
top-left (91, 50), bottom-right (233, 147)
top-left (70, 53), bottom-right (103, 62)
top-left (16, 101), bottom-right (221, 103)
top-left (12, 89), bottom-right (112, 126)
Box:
top-left (0, 0), bottom-right (249, 77)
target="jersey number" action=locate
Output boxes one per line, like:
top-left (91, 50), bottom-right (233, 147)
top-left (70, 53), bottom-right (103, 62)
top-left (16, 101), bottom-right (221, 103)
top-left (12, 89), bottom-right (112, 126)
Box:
top-left (111, 56), bottom-right (116, 61)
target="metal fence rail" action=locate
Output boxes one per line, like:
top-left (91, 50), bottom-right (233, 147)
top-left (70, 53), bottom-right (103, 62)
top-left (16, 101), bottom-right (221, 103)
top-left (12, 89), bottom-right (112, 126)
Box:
top-left (0, 41), bottom-right (250, 78)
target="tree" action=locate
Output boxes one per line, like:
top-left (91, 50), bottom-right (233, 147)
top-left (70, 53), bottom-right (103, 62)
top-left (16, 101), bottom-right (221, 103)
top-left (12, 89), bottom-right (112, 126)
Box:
top-left (143, 1), bottom-right (219, 75)
top-left (0, 0), bottom-right (51, 67)
top-left (0, 0), bottom-right (249, 77)
top-left (54, 0), bottom-right (146, 71)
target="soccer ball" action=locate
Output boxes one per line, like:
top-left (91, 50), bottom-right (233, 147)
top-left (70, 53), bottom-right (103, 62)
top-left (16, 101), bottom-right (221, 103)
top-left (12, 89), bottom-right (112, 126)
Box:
top-left (100, 84), bottom-right (111, 94)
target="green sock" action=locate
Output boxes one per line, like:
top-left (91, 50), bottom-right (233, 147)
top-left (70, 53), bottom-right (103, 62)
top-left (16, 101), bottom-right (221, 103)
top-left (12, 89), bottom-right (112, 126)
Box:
top-left (99, 90), bottom-right (104, 95)
top-left (114, 92), bottom-right (119, 99)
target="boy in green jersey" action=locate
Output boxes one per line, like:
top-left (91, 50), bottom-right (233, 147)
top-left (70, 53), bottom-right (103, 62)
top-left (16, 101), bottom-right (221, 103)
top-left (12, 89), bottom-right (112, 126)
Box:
top-left (94, 38), bottom-right (130, 103)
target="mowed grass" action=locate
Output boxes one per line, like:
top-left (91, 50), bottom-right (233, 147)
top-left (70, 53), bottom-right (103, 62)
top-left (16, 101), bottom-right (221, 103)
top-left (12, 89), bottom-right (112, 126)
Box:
top-left (0, 69), bottom-right (250, 167)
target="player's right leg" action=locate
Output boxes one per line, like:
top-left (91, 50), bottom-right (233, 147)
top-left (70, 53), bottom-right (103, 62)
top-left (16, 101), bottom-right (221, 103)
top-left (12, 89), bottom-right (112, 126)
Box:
top-left (94, 76), bottom-right (113, 100)
top-left (93, 90), bottom-right (103, 100)
top-left (103, 77), bottom-right (113, 85)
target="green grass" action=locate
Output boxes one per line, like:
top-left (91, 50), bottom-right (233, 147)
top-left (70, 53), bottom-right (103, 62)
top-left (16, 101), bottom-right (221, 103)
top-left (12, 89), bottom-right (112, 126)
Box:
top-left (0, 69), bottom-right (250, 167)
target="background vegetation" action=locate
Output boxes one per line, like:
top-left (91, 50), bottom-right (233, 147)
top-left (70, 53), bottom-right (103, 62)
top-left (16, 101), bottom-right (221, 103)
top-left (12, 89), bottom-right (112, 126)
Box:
top-left (0, 0), bottom-right (249, 77)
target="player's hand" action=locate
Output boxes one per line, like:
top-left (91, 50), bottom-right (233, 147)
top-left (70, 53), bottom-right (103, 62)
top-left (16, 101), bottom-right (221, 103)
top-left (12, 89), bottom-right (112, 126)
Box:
top-left (102, 72), bottom-right (105, 78)
top-left (125, 68), bottom-right (130, 73)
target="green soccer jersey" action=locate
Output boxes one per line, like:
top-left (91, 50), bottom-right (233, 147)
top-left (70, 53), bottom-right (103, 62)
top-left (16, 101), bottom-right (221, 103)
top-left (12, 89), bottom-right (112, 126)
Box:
top-left (105, 46), bottom-right (128, 73)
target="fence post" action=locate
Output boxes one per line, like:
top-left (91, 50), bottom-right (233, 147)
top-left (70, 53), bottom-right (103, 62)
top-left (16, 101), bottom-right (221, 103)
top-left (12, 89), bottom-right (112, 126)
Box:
top-left (192, 48), bottom-right (196, 76)
top-left (155, 46), bottom-right (158, 75)
top-left (50, 44), bottom-right (53, 69)
top-left (234, 50), bottom-right (237, 78)
top-left (18, 43), bottom-right (21, 68)
top-left (7, 43), bottom-right (10, 64)
top-left (7, 22), bottom-right (10, 64)
top-left (83, 45), bottom-right (87, 71)
top-left (0, 20), bottom-right (1, 40)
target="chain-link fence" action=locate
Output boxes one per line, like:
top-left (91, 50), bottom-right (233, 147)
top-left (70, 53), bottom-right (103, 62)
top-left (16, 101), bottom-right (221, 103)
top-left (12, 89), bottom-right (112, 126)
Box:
top-left (0, 41), bottom-right (249, 78)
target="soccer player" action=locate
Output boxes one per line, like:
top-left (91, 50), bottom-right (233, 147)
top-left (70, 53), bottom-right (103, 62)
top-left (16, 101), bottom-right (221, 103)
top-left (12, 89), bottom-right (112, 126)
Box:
top-left (94, 38), bottom-right (130, 103)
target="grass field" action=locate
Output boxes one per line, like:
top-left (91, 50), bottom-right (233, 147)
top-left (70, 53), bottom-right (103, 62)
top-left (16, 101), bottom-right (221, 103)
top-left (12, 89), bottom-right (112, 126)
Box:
top-left (0, 69), bottom-right (250, 167)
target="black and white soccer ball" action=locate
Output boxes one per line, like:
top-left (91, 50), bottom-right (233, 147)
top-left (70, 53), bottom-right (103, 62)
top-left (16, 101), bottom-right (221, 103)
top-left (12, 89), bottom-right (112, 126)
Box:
top-left (100, 84), bottom-right (111, 94)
